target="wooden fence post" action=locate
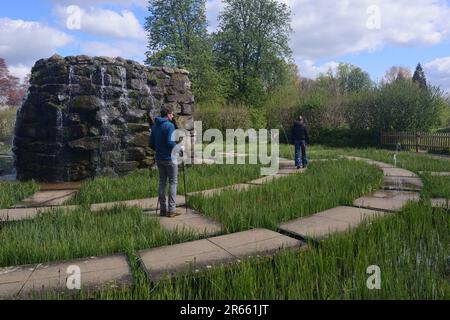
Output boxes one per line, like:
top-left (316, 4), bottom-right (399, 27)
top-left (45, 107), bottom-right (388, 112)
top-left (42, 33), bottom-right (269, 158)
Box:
top-left (379, 130), bottom-right (383, 147)
top-left (415, 132), bottom-right (421, 153)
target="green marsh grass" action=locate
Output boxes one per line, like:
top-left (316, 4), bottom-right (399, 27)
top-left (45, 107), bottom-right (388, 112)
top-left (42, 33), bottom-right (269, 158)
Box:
top-left (69, 164), bottom-right (261, 206)
top-left (421, 173), bottom-right (450, 199)
top-left (0, 206), bottom-right (198, 267)
top-left (58, 203), bottom-right (448, 300)
top-left (280, 145), bottom-right (450, 173)
top-left (0, 181), bottom-right (39, 209)
top-left (188, 160), bottom-right (384, 233)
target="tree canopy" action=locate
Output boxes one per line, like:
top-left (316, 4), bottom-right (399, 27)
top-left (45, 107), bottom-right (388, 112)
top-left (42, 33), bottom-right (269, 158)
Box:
top-left (214, 0), bottom-right (292, 105)
top-left (0, 58), bottom-right (28, 106)
top-left (412, 63), bottom-right (427, 89)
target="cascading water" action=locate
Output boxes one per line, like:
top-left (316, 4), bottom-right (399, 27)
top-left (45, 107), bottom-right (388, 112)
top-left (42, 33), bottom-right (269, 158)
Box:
top-left (96, 65), bottom-right (109, 175)
top-left (13, 55), bottom-right (195, 182)
top-left (118, 66), bottom-right (131, 161)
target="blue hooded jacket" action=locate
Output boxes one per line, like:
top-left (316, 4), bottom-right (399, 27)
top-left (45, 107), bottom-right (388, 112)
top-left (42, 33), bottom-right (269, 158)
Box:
top-left (149, 117), bottom-right (177, 161)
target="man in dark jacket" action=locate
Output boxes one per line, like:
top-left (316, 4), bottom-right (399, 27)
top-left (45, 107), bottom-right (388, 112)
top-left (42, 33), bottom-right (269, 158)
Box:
top-left (292, 116), bottom-right (310, 169)
top-left (149, 106), bottom-right (182, 217)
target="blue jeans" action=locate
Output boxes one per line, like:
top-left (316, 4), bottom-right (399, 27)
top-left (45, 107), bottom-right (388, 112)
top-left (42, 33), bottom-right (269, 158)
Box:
top-left (295, 140), bottom-right (308, 169)
top-left (157, 160), bottom-right (178, 212)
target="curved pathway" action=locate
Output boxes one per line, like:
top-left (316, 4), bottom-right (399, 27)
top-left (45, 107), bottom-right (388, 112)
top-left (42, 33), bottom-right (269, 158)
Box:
top-left (0, 157), bottom-right (431, 299)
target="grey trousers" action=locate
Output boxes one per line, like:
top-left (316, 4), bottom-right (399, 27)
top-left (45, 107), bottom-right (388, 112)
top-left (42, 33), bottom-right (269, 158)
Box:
top-left (157, 160), bottom-right (178, 212)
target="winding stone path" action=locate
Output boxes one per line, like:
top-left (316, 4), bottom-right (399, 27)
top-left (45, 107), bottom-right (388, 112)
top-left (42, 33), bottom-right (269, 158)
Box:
top-left (146, 208), bottom-right (222, 237)
top-left (18, 190), bottom-right (78, 208)
top-left (188, 158), bottom-right (301, 197)
top-left (419, 172), bottom-right (450, 177)
top-left (0, 255), bottom-right (132, 299)
top-left (279, 207), bottom-right (387, 240)
top-left (279, 157), bottom-right (422, 240)
top-left (383, 176), bottom-right (423, 191)
top-left (354, 190), bottom-right (420, 212)
top-left (431, 198), bottom-right (450, 209)
top-left (0, 206), bottom-right (78, 222)
top-left (0, 155), bottom-right (428, 298)
top-left (90, 196), bottom-right (185, 212)
top-left (139, 229), bottom-right (304, 281)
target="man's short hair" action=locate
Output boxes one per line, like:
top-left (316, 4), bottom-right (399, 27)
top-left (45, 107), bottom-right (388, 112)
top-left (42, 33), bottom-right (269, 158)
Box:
top-left (161, 105), bottom-right (174, 117)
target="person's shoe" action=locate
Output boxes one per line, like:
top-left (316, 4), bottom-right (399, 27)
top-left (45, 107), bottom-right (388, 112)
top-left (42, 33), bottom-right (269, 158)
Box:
top-left (159, 210), bottom-right (168, 217)
top-left (166, 209), bottom-right (182, 218)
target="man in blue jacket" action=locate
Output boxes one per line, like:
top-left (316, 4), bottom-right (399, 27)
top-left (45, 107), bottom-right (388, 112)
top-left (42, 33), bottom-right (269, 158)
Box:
top-left (149, 106), bottom-right (182, 217)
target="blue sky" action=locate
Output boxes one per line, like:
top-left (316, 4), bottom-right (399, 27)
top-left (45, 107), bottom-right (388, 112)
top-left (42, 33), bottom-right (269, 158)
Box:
top-left (1, 0), bottom-right (450, 92)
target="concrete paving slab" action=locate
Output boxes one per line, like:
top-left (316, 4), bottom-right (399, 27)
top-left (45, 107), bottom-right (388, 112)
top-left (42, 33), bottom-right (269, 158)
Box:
top-left (90, 197), bottom-right (185, 212)
top-left (139, 239), bottom-right (233, 280)
top-left (188, 184), bottom-right (254, 198)
top-left (420, 172), bottom-right (450, 177)
top-left (384, 176), bottom-right (423, 190)
top-left (364, 160), bottom-right (394, 168)
top-left (0, 206), bottom-right (78, 222)
top-left (247, 175), bottom-right (290, 185)
top-left (341, 156), bottom-right (394, 168)
top-left (147, 208), bottom-right (222, 236)
top-left (208, 229), bottom-right (304, 258)
top-left (18, 190), bottom-right (78, 208)
top-left (0, 255), bottom-right (132, 299)
top-left (353, 196), bottom-right (416, 211)
top-left (39, 182), bottom-right (82, 191)
top-left (372, 190), bottom-right (421, 201)
top-left (431, 198), bottom-right (449, 209)
top-left (278, 160), bottom-right (295, 169)
top-left (278, 168), bottom-right (303, 175)
top-left (315, 206), bottom-right (388, 224)
top-left (382, 167), bottom-right (417, 177)
top-left (279, 215), bottom-right (357, 240)
top-left (0, 265), bottom-right (35, 299)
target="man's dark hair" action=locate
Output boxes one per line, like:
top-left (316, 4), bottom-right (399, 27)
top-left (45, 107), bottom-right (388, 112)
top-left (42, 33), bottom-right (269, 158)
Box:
top-left (161, 105), bottom-right (174, 117)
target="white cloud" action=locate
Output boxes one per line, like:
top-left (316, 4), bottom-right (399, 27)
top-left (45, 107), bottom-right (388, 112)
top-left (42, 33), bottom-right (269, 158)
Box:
top-left (206, 0), bottom-right (450, 60)
top-left (297, 59), bottom-right (340, 79)
top-left (0, 18), bottom-right (73, 66)
top-left (8, 64), bottom-right (31, 82)
top-left (55, 6), bottom-right (146, 40)
top-left (425, 57), bottom-right (450, 93)
top-left (80, 40), bottom-right (147, 63)
top-left (0, 18), bottom-right (73, 81)
top-left (285, 0), bottom-right (450, 60)
top-left (49, 0), bottom-right (147, 8)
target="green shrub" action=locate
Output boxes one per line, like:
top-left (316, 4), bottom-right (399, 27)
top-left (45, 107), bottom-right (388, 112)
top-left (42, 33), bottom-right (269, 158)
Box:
top-left (346, 81), bottom-right (447, 132)
top-left (194, 103), bottom-right (252, 132)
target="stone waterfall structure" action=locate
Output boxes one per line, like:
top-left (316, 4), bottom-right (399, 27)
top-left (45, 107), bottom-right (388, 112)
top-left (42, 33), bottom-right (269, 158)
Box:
top-left (13, 54), bottom-right (194, 182)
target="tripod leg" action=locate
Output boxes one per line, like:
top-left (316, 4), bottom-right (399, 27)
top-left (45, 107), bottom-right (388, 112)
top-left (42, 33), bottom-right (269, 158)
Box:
top-left (183, 161), bottom-right (188, 215)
